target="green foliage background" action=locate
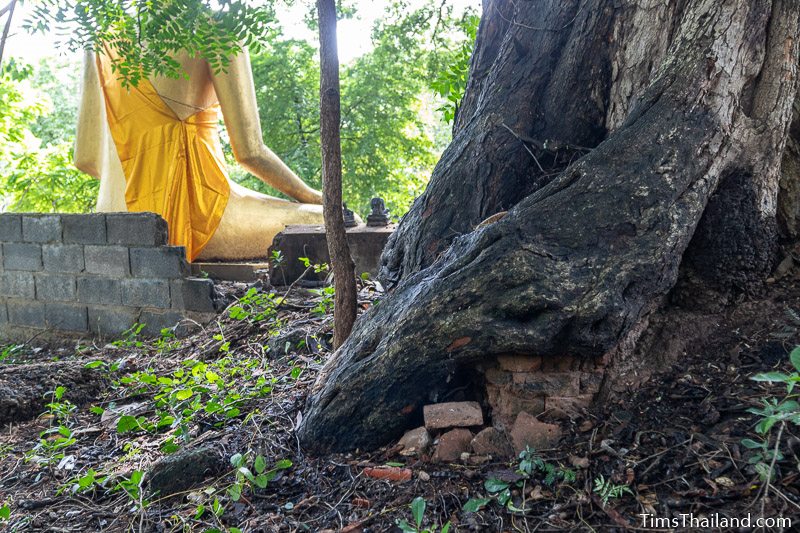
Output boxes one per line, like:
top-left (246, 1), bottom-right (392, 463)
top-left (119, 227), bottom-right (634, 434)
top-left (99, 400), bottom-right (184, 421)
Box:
top-left (0, 60), bottom-right (98, 213)
top-left (1, 0), bottom-right (478, 218)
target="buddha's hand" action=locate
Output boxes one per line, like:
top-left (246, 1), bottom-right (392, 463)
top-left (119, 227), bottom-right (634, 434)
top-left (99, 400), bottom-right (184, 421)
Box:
top-left (301, 188), bottom-right (323, 205)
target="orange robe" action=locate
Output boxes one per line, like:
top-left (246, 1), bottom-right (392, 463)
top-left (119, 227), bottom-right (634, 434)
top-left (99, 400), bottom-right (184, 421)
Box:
top-left (96, 51), bottom-right (230, 261)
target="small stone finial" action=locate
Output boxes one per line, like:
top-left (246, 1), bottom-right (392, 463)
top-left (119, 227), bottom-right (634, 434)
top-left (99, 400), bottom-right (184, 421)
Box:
top-left (366, 197), bottom-right (391, 227)
top-left (343, 203), bottom-right (358, 228)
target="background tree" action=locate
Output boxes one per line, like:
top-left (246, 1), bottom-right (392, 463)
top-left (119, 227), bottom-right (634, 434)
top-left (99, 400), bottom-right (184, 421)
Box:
top-left (238, 3), bottom-right (478, 216)
top-left (0, 0), bottom-right (16, 65)
top-left (317, 0), bottom-right (357, 348)
top-left (297, 0), bottom-right (800, 452)
top-left (0, 59), bottom-right (97, 212)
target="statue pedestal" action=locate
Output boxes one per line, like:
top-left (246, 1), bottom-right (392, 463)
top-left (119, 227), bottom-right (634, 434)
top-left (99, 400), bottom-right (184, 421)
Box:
top-left (269, 224), bottom-right (394, 284)
top-left (190, 261), bottom-right (269, 282)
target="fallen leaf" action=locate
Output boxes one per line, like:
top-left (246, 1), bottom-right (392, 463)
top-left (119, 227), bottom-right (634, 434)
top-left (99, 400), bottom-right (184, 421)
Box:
top-left (569, 455), bottom-right (589, 469)
top-left (714, 476), bottom-right (734, 488)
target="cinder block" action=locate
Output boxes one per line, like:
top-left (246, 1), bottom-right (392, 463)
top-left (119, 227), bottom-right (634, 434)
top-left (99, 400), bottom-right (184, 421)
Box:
top-left (0, 215), bottom-right (23, 241)
top-left (35, 273), bottom-right (77, 302)
top-left (88, 306), bottom-right (139, 336)
top-left (1, 271), bottom-right (35, 298)
top-left (0, 300), bottom-right (7, 324)
top-left (0, 244), bottom-right (4, 273)
top-left (22, 215), bottom-right (62, 243)
top-left (107, 213), bottom-right (169, 246)
top-left (42, 244), bottom-right (85, 273)
top-left (130, 247), bottom-right (189, 279)
top-left (45, 303), bottom-right (88, 332)
top-left (140, 309), bottom-right (185, 336)
top-left (3, 243), bottom-right (42, 271)
top-left (84, 245), bottom-right (130, 277)
top-left (77, 277), bottom-right (121, 305)
top-left (121, 279), bottom-right (170, 308)
top-left (62, 214), bottom-right (107, 244)
top-left (7, 299), bottom-right (45, 328)
top-left (170, 278), bottom-right (217, 312)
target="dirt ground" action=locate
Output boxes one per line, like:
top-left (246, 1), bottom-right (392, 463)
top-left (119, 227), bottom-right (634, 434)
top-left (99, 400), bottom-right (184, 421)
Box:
top-left (1, 276), bottom-right (799, 532)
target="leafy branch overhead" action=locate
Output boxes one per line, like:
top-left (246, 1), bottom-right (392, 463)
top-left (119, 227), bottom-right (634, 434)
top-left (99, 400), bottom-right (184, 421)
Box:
top-left (24, 0), bottom-right (274, 87)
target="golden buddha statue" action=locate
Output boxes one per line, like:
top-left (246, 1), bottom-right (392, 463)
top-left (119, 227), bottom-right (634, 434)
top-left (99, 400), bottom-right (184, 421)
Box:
top-left (73, 47), bottom-right (324, 261)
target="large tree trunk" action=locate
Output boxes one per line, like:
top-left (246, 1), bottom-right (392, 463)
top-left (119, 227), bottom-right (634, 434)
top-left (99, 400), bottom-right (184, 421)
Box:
top-left (298, 0), bottom-right (800, 452)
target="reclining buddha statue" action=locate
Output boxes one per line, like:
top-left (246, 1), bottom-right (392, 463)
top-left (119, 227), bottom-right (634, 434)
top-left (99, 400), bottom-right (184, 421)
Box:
top-left (74, 46), bottom-right (324, 261)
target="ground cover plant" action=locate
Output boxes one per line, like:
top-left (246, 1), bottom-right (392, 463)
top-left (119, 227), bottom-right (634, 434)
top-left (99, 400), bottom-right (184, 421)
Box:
top-left (1, 274), bottom-right (799, 531)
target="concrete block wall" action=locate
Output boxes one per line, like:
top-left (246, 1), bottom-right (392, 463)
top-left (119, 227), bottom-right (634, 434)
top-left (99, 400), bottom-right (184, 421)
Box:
top-left (0, 213), bottom-right (219, 340)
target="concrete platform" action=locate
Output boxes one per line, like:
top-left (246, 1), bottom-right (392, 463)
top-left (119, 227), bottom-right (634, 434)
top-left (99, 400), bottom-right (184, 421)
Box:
top-left (190, 262), bottom-right (270, 282)
top-left (269, 224), bottom-right (394, 284)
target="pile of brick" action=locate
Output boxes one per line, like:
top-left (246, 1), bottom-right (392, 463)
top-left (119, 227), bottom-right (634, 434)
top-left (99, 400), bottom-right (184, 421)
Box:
top-left (396, 354), bottom-right (607, 462)
top-left (484, 354), bottom-right (606, 426)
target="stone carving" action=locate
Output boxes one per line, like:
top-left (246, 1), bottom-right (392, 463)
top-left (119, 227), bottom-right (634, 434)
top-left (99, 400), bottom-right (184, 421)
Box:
top-left (366, 197), bottom-right (391, 227)
top-left (343, 203), bottom-right (358, 228)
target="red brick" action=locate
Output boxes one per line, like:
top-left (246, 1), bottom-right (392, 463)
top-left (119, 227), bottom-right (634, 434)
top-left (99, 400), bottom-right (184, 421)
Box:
top-left (433, 429), bottom-right (473, 463)
top-left (471, 427), bottom-right (513, 459)
top-left (484, 367), bottom-right (512, 385)
top-left (488, 387), bottom-right (545, 428)
top-left (545, 395), bottom-right (593, 419)
top-left (510, 412), bottom-right (562, 453)
top-left (580, 370), bottom-right (606, 394)
top-left (424, 401), bottom-right (483, 430)
top-left (497, 355), bottom-right (542, 372)
top-left (541, 355), bottom-right (576, 372)
top-left (515, 372), bottom-right (580, 397)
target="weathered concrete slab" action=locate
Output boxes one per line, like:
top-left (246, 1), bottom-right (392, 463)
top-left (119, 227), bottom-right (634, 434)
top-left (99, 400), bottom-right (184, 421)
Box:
top-left (190, 262), bottom-right (269, 282)
top-left (269, 224), bottom-right (394, 284)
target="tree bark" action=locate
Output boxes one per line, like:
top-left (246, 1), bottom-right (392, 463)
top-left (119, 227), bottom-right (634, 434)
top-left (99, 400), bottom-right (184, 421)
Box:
top-left (298, 0), bottom-right (800, 452)
top-left (778, 91), bottom-right (800, 239)
top-left (317, 0), bottom-right (357, 348)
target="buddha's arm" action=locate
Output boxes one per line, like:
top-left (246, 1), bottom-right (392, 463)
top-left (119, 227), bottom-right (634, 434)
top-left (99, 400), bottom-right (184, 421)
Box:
top-left (73, 51), bottom-right (105, 178)
top-left (211, 50), bottom-right (323, 204)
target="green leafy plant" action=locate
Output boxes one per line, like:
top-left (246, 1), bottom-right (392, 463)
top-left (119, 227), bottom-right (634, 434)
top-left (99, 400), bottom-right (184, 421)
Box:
top-left (0, 59), bottom-right (99, 214)
top-left (397, 496), bottom-right (451, 533)
top-left (465, 447), bottom-right (575, 513)
top-left (114, 470), bottom-right (148, 511)
top-left (743, 346), bottom-right (800, 481)
top-left (154, 327), bottom-right (181, 354)
top-left (58, 468), bottom-right (107, 496)
top-left (24, 0), bottom-right (274, 88)
top-left (0, 501), bottom-right (10, 522)
top-left (299, 256), bottom-right (330, 274)
top-left (112, 323), bottom-right (146, 349)
top-left (0, 343), bottom-right (24, 363)
top-left (113, 357), bottom-right (275, 446)
top-left (84, 358), bottom-right (122, 375)
top-left (309, 285), bottom-right (336, 315)
top-left (228, 287), bottom-right (282, 322)
top-left (593, 475), bottom-right (633, 507)
top-left (25, 386), bottom-right (77, 467)
top-left (227, 453), bottom-right (292, 502)
top-left (430, 13), bottom-right (479, 124)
